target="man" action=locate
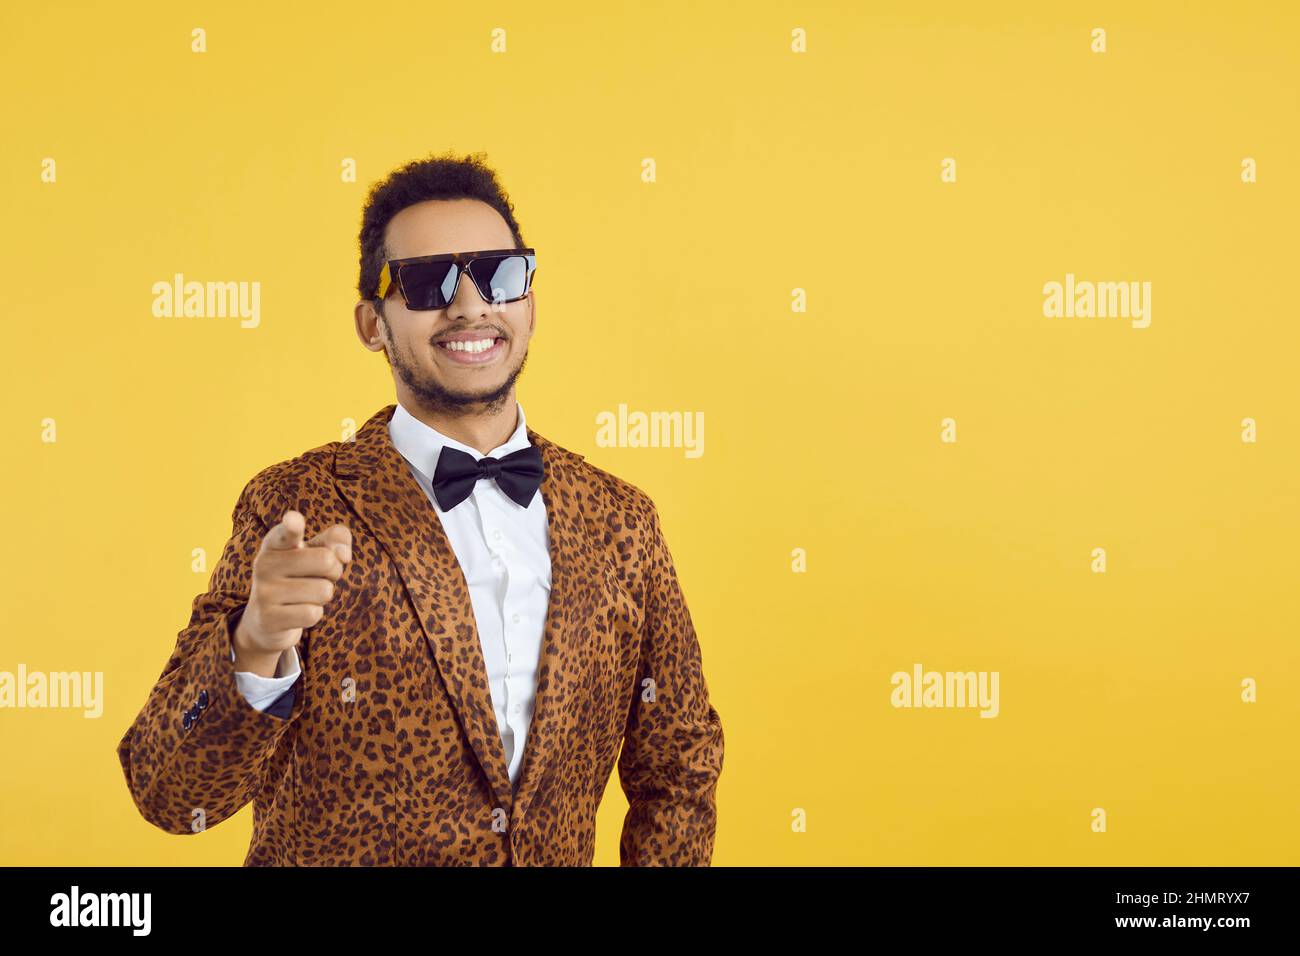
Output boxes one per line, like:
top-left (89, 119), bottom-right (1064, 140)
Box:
top-left (116, 151), bottom-right (725, 866)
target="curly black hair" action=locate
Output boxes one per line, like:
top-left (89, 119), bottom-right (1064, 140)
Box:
top-left (357, 149), bottom-right (528, 317)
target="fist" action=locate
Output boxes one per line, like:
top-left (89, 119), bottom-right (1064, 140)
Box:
top-left (232, 510), bottom-right (351, 675)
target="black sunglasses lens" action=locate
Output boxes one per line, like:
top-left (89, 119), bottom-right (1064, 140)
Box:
top-left (399, 261), bottom-right (459, 310)
top-left (470, 255), bottom-right (530, 304)
top-left (396, 254), bottom-right (532, 310)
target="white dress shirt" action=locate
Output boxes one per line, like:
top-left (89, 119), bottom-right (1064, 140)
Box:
top-left (230, 399), bottom-right (551, 791)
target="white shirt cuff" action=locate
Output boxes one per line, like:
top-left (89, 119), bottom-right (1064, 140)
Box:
top-left (230, 645), bottom-right (301, 711)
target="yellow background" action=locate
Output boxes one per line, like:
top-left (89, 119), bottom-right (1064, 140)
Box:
top-left (2, 0), bottom-right (1297, 865)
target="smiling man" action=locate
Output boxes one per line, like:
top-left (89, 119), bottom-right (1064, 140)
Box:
top-left (116, 150), bottom-right (725, 866)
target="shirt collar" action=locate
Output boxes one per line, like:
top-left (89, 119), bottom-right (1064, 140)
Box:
top-left (388, 398), bottom-right (531, 482)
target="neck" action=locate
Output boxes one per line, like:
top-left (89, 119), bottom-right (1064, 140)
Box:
top-left (397, 389), bottom-right (520, 456)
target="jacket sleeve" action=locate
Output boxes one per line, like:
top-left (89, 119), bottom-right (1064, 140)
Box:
top-left (116, 475), bottom-right (305, 835)
top-left (617, 502), bottom-right (725, 866)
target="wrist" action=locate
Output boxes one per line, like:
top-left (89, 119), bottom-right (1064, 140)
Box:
top-left (231, 612), bottom-right (283, 678)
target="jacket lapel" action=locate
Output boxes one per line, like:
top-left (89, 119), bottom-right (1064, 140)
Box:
top-left (333, 404), bottom-right (603, 821)
top-left (510, 426), bottom-right (605, 828)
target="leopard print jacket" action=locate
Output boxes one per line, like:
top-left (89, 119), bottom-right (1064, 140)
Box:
top-left (116, 404), bottom-right (724, 865)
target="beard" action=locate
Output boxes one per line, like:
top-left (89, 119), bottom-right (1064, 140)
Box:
top-left (387, 330), bottom-right (530, 416)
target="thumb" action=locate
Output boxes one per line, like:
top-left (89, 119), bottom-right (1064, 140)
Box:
top-left (262, 509), bottom-right (306, 552)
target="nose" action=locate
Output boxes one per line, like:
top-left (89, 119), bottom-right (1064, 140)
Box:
top-left (443, 266), bottom-right (492, 320)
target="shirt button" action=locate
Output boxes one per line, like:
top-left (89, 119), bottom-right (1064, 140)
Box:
top-left (492, 529), bottom-right (503, 541)
top-left (511, 612), bottom-right (521, 624)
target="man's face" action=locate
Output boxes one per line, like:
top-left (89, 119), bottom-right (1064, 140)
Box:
top-left (359, 198), bottom-right (535, 415)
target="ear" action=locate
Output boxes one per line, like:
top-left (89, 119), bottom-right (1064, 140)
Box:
top-left (354, 299), bottom-right (386, 353)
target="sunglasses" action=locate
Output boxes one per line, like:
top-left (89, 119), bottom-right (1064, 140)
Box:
top-left (374, 247), bottom-right (537, 311)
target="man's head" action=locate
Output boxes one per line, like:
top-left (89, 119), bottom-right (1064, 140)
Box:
top-left (354, 151), bottom-right (535, 417)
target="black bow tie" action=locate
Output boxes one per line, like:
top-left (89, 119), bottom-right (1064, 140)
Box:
top-left (431, 444), bottom-right (544, 511)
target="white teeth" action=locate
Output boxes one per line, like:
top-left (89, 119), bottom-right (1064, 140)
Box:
top-left (440, 337), bottom-right (498, 353)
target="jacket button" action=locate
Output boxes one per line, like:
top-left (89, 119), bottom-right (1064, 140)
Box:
top-left (183, 713), bottom-right (193, 731)
top-left (198, 689), bottom-right (209, 709)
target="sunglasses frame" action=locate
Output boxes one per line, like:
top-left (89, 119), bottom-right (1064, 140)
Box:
top-left (374, 247), bottom-right (537, 311)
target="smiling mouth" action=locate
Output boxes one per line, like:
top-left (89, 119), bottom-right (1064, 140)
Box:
top-left (435, 335), bottom-right (505, 354)
top-left (434, 335), bottom-right (507, 364)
